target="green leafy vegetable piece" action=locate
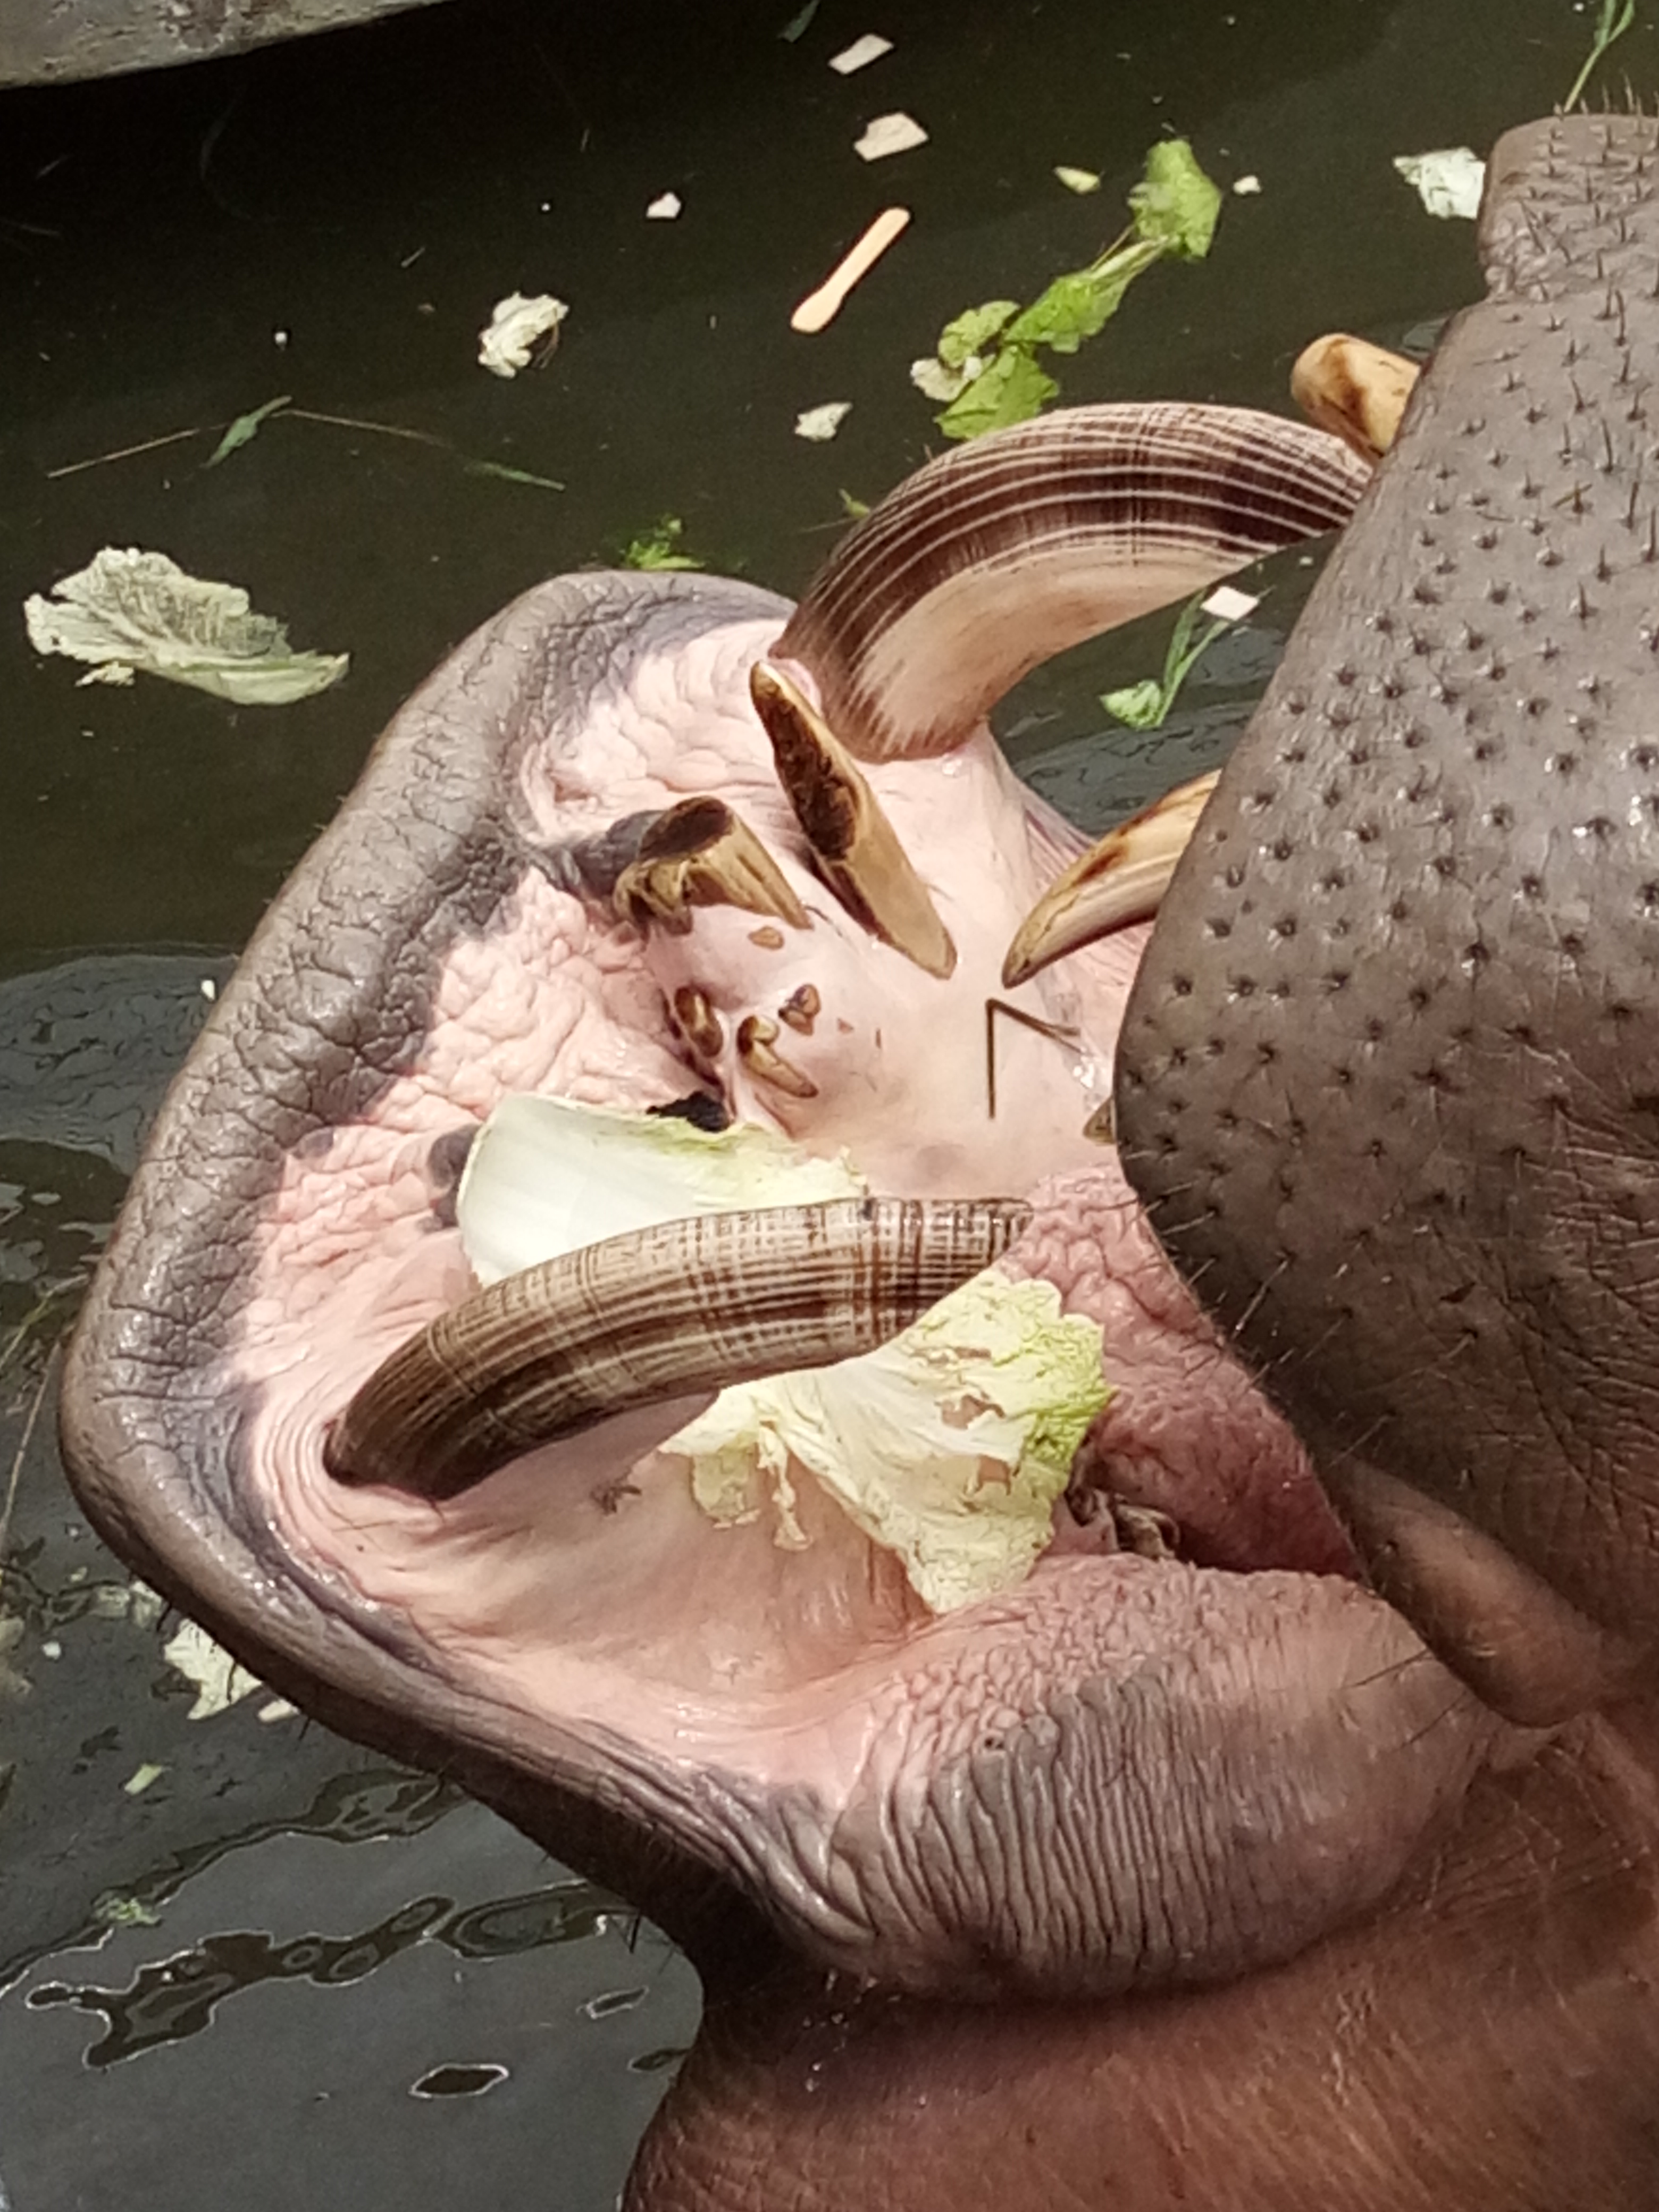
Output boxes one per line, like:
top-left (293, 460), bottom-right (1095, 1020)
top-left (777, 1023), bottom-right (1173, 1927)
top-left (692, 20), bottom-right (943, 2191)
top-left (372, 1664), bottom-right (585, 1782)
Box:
top-left (1564, 0), bottom-right (1635, 110)
top-left (1099, 678), bottom-right (1167, 730)
top-left (937, 348), bottom-right (1058, 441)
top-left (622, 516), bottom-right (705, 571)
top-left (778, 0), bottom-right (819, 39)
top-left (839, 488), bottom-right (872, 519)
top-left (1101, 590), bottom-right (1234, 730)
top-left (1004, 239), bottom-right (1162, 354)
top-left (937, 300), bottom-right (1020, 369)
top-left (1127, 137), bottom-right (1222, 258)
top-left (205, 395), bottom-right (291, 468)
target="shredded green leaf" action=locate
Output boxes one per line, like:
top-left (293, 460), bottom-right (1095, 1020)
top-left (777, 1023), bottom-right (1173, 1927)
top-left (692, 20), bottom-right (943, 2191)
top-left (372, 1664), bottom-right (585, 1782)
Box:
top-left (204, 395), bottom-right (291, 468)
top-left (1126, 137), bottom-right (1222, 259)
top-left (914, 139), bottom-right (1221, 440)
top-left (464, 457), bottom-right (567, 490)
top-left (936, 349), bottom-right (1060, 441)
top-left (1101, 589), bottom-right (1235, 731)
top-left (1563, 0), bottom-right (1636, 111)
top-left (622, 516), bottom-right (705, 571)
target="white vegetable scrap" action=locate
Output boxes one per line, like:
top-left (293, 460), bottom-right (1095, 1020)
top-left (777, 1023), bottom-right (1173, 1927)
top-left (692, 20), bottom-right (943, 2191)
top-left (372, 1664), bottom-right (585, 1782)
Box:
top-left (1054, 165), bottom-right (1102, 195)
top-left (1201, 584), bottom-right (1259, 622)
top-left (456, 1094), bottom-right (866, 1286)
top-left (795, 401), bottom-right (853, 441)
top-left (647, 192), bottom-right (682, 220)
top-left (1393, 148), bottom-right (1485, 221)
top-left (163, 1619), bottom-right (263, 1720)
top-left (830, 32), bottom-right (892, 72)
top-left (854, 112), bottom-right (928, 162)
top-left (672, 1269), bottom-right (1111, 1615)
top-left (478, 291), bottom-right (569, 376)
top-left (24, 549), bottom-right (348, 706)
top-left (1231, 173), bottom-right (1262, 196)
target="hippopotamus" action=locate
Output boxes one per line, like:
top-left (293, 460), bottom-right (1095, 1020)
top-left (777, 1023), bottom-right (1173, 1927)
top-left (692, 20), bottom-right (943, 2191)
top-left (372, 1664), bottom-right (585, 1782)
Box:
top-left (58, 112), bottom-right (1659, 2209)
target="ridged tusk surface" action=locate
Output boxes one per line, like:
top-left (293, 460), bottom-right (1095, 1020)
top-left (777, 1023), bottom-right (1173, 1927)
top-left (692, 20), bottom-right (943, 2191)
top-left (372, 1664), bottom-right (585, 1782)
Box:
top-left (324, 1196), bottom-right (1029, 1499)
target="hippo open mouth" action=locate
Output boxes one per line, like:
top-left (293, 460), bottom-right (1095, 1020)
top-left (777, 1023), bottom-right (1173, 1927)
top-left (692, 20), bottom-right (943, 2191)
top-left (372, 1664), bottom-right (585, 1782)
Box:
top-left (57, 361), bottom-right (1527, 2008)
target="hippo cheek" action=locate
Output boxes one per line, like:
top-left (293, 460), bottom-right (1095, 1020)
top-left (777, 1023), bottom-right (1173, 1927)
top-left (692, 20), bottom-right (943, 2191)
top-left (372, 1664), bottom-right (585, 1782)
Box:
top-left (54, 395), bottom-right (1508, 2004)
top-left (1113, 113), bottom-right (1659, 1728)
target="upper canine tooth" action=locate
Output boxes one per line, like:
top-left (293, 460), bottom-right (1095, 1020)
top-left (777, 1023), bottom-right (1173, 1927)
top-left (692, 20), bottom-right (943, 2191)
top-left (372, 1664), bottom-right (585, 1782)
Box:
top-left (749, 660), bottom-right (957, 980)
top-left (1291, 334), bottom-right (1419, 464)
top-left (615, 795), bottom-right (809, 935)
top-left (1002, 771), bottom-right (1220, 988)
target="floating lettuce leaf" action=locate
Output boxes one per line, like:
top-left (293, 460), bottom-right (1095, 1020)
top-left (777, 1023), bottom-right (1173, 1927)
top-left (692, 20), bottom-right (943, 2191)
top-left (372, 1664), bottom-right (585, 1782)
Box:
top-left (673, 1268), bottom-right (1110, 1614)
top-left (205, 394), bottom-right (291, 468)
top-left (917, 139), bottom-right (1221, 441)
top-left (1101, 588), bottom-right (1237, 730)
top-left (1127, 137), bottom-right (1222, 258)
top-left (1003, 239), bottom-right (1162, 355)
top-left (936, 348), bottom-right (1060, 440)
top-left (1392, 147), bottom-right (1485, 222)
top-left (24, 549), bottom-right (348, 705)
top-left (456, 1094), bottom-right (866, 1285)
top-left (621, 516), bottom-right (705, 571)
top-left (937, 300), bottom-right (1020, 368)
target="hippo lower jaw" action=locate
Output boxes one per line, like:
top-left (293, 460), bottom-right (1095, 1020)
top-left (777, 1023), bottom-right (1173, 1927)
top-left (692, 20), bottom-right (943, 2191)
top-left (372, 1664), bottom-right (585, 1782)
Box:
top-left (62, 394), bottom-right (1513, 2008)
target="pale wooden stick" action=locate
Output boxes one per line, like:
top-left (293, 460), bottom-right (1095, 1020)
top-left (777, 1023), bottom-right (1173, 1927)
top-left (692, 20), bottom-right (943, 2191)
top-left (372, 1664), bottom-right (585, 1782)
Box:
top-left (790, 206), bottom-right (911, 334)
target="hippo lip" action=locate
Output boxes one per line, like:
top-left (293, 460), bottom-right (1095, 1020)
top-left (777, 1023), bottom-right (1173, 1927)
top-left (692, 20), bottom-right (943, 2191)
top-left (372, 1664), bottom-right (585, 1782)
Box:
top-left (60, 403), bottom-right (1507, 2006)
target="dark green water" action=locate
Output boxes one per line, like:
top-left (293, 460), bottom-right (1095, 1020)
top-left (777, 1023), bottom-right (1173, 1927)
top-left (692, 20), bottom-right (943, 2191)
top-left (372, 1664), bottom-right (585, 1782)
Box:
top-left (0, 1), bottom-right (1649, 2205)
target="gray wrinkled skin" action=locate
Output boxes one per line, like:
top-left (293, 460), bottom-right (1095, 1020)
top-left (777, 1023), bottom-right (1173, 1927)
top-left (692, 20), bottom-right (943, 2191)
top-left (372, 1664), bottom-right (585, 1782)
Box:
top-left (1120, 115), bottom-right (1659, 1722)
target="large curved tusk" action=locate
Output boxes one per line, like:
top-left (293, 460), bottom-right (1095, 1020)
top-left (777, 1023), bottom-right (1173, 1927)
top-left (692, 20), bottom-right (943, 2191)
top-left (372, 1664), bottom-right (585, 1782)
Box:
top-left (775, 403), bottom-right (1371, 763)
top-left (1291, 334), bottom-right (1420, 465)
top-left (1002, 772), bottom-right (1219, 988)
top-left (750, 661), bottom-right (957, 978)
top-left (324, 1196), bottom-right (1028, 1501)
top-left (615, 795), bottom-right (809, 934)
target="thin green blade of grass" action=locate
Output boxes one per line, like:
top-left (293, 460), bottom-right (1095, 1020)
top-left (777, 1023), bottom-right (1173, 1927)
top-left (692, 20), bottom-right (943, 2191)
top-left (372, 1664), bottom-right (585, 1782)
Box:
top-left (1563, 0), bottom-right (1637, 111)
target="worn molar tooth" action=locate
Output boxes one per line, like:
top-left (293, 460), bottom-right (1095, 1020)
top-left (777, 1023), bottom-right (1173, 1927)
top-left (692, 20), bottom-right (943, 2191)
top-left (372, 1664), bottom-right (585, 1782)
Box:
top-left (615, 794), bottom-right (809, 935)
top-left (749, 660), bottom-right (957, 980)
top-left (778, 983), bottom-right (821, 1036)
top-left (1002, 772), bottom-right (1220, 989)
top-left (1291, 334), bottom-right (1420, 464)
top-left (737, 1012), bottom-right (819, 1099)
top-left (672, 984), bottom-right (726, 1065)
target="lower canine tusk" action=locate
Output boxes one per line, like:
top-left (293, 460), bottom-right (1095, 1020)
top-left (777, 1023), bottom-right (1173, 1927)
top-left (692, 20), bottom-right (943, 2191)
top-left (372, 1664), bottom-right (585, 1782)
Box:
top-left (1002, 771), bottom-right (1219, 988)
top-left (1291, 334), bottom-right (1420, 465)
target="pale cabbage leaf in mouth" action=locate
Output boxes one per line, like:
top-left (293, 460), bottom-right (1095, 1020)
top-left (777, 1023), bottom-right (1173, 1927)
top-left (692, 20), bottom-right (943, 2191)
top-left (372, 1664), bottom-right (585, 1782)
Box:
top-left (671, 1269), bottom-right (1110, 1614)
top-left (457, 1097), bottom-right (1110, 1612)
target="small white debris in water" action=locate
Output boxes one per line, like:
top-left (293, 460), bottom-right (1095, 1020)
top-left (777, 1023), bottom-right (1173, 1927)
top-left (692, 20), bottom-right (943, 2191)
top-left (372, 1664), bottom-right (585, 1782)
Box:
top-left (647, 192), bottom-right (682, 220)
top-left (200, 977), bottom-right (217, 1001)
top-left (795, 401), bottom-right (853, 441)
top-left (1053, 165), bottom-right (1101, 194)
top-left (76, 662), bottom-right (134, 687)
top-left (478, 292), bottom-right (569, 378)
top-left (830, 32), bottom-right (892, 72)
top-left (1393, 148), bottom-right (1484, 221)
top-left (854, 112), bottom-right (928, 161)
top-left (1231, 174), bottom-right (1262, 196)
top-left (258, 1698), bottom-right (297, 1723)
top-left (123, 1763), bottom-right (166, 1796)
top-left (40, 1639), bottom-right (62, 1660)
top-left (1202, 584), bottom-right (1260, 621)
top-left (273, 329), bottom-right (290, 349)
top-left (163, 1618), bottom-right (263, 1718)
